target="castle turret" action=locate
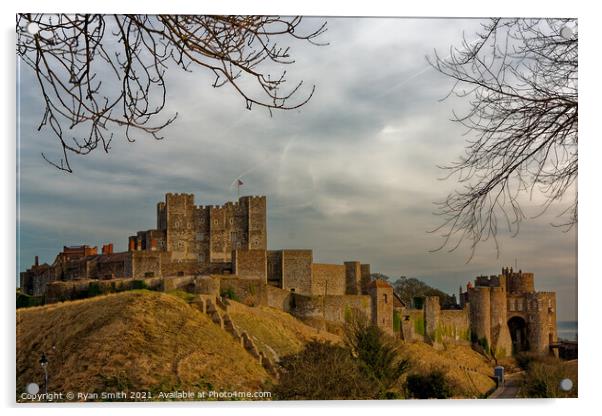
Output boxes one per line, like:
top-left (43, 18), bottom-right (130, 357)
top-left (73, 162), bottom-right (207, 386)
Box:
top-left (469, 286), bottom-right (491, 348)
top-left (489, 285), bottom-right (512, 357)
top-left (527, 292), bottom-right (557, 353)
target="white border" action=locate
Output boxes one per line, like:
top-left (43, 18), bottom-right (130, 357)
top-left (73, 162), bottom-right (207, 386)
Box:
top-left (2, 1), bottom-right (599, 415)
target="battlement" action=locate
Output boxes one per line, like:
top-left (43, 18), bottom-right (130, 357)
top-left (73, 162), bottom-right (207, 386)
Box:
top-left (475, 275), bottom-right (503, 288)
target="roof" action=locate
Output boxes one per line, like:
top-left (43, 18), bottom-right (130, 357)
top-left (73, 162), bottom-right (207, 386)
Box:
top-left (368, 279), bottom-right (393, 289)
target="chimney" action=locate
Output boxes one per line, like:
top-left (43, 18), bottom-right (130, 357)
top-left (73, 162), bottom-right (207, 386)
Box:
top-left (34, 256), bottom-right (39, 267)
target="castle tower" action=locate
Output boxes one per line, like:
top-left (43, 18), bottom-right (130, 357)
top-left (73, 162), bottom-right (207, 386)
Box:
top-left (527, 292), bottom-right (558, 353)
top-left (368, 279), bottom-right (394, 335)
top-left (469, 286), bottom-right (491, 348)
top-left (344, 261), bottom-right (362, 295)
top-left (489, 285), bottom-right (512, 357)
top-left (158, 193), bottom-right (267, 264)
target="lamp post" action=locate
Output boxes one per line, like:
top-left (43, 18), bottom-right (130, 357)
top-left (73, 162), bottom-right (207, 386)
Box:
top-left (39, 352), bottom-right (48, 395)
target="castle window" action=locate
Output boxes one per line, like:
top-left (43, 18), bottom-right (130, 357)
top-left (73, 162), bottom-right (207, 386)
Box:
top-left (229, 218), bottom-right (233, 225)
top-left (214, 219), bottom-right (218, 225)
top-left (196, 232), bottom-right (205, 241)
top-left (198, 254), bottom-right (205, 263)
top-left (383, 293), bottom-right (388, 303)
top-left (517, 299), bottom-right (523, 311)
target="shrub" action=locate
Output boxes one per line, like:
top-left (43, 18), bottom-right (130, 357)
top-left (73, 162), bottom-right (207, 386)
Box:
top-left (132, 280), bottom-right (149, 290)
top-left (519, 356), bottom-right (577, 398)
top-left (274, 341), bottom-right (377, 400)
top-left (220, 287), bottom-right (240, 302)
top-left (515, 352), bottom-right (538, 370)
top-left (405, 369), bottom-right (454, 399)
top-left (16, 292), bottom-right (44, 308)
top-left (88, 282), bottom-right (103, 297)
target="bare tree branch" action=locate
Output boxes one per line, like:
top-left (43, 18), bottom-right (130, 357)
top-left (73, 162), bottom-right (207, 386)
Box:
top-left (428, 18), bottom-right (577, 260)
top-left (17, 14), bottom-right (327, 172)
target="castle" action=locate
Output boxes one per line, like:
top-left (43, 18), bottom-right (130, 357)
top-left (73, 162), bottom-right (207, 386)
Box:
top-left (20, 193), bottom-right (557, 356)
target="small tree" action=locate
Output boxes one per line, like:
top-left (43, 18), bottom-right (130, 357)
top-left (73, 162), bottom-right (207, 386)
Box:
top-left (345, 310), bottom-right (410, 398)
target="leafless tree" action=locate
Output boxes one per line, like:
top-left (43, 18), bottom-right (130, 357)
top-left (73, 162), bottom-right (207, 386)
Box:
top-left (429, 18), bottom-right (577, 259)
top-left (16, 14), bottom-right (326, 172)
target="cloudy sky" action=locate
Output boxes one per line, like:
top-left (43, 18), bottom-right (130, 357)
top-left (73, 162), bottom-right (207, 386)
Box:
top-left (17, 17), bottom-right (577, 321)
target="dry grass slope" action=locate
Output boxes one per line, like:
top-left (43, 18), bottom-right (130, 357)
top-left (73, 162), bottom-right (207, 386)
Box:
top-left (399, 341), bottom-right (496, 397)
top-left (226, 301), bottom-right (340, 359)
top-left (16, 290), bottom-right (270, 400)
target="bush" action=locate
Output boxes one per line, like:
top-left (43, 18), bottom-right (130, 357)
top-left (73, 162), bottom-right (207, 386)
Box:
top-left (405, 369), bottom-right (454, 399)
top-left (519, 356), bottom-right (577, 398)
top-left (16, 291), bottom-right (44, 308)
top-left (274, 341), bottom-right (378, 400)
top-left (88, 282), bottom-right (103, 297)
top-left (515, 352), bottom-right (538, 370)
top-left (132, 280), bottom-right (149, 290)
top-left (220, 288), bottom-right (240, 302)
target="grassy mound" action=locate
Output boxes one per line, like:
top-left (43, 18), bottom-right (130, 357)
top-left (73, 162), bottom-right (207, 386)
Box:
top-left (16, 290), bottom-right (270, 400)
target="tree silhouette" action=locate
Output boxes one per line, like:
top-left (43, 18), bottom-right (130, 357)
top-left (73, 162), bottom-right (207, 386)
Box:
top-left (17, 14), bottom-right (326, 172)
top-left (429, 18), bottom-right (577, 259)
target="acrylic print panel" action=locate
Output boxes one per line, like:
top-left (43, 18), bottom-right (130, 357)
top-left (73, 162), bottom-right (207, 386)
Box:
top-left (16, 15), bottom-right (577, 402)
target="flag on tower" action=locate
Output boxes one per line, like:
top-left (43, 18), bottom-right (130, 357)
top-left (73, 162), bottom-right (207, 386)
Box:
top-left (236, 178), bottom-right (244, 197)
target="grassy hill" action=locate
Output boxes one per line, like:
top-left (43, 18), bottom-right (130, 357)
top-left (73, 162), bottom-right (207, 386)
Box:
top-left (16, 289), bottom-right (496, 401)
top-left (17, 290), bottom-right (270, 400)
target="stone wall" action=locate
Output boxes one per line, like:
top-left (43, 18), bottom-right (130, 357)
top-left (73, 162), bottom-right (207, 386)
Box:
top-left (438, 309), bottom-right (471, 343)
top-left (232, 249), bottom-right (267, 282)
top-left (44, 276), bottom-right (165, 303)
top-left (310, 263), bottom-right (346, 295)
top-left (266, 250), bottom-right (283, 285)
top-left (266, 285), bottom-right (293, 312)
top-left (218, 276), bottom-right (267, 307)
top-left (290, 294), bottom-right (372, 324)
top-left (281, 250), bottom-right (313, 294)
